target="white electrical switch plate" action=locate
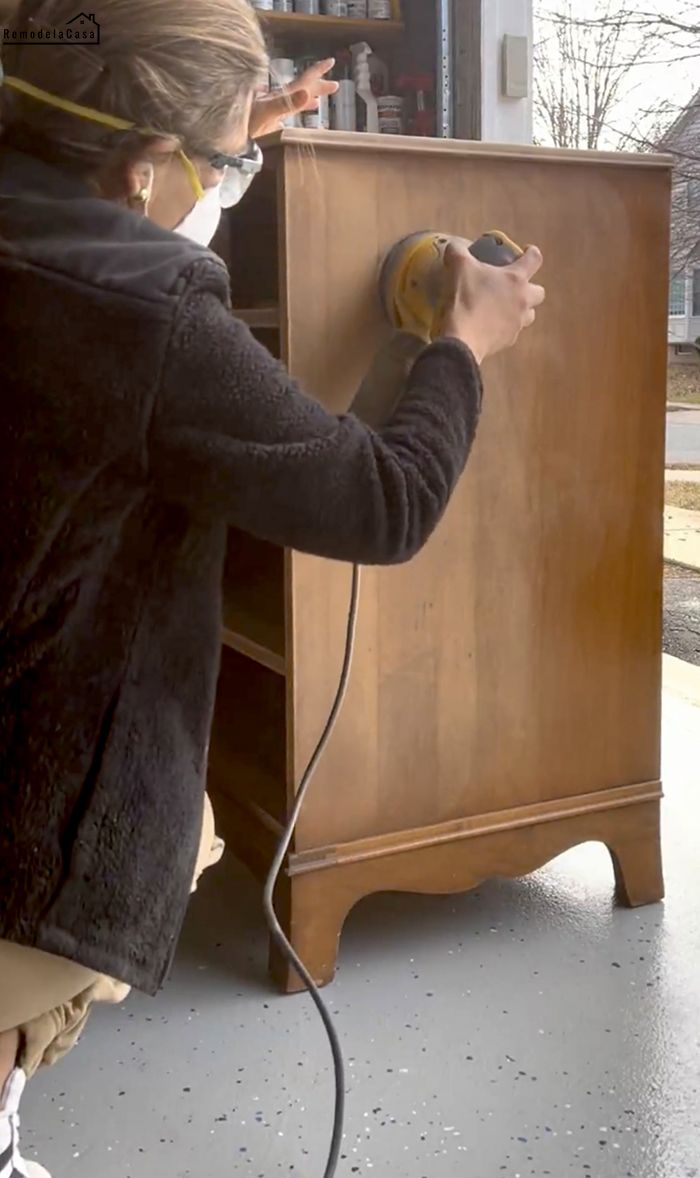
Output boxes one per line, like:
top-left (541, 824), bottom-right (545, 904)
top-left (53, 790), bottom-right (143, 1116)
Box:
top-left (502, 34), bottom-right (529, 100)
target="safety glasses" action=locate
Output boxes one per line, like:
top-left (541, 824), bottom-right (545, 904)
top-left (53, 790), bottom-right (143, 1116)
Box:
top-left (206, 141), bottom-right (263, 209)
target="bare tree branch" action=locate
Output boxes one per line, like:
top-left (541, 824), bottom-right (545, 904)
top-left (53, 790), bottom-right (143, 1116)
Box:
top-left (534, 1), bottom-right (700, 280)
top-left (545, 6), bottom-right (699, 40)
top-left (534, 0), bottom-right (661, 151)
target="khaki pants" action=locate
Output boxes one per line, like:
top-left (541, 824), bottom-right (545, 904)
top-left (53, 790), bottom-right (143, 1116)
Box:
top-left (0, 795), bottom-right (223, 1079)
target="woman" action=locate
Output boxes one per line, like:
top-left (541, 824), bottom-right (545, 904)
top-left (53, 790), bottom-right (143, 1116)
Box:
top-left (0, 0), bottom-right (544, 1173)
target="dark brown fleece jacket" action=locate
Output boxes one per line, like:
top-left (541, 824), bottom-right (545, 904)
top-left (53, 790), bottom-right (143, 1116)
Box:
top-left (0, 145), bottom-right (482, 993)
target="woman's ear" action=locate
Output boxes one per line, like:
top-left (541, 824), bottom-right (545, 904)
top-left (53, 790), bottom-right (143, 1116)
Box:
top-left (94, 136), bottom-right (177, 209)
top-left (125, 161), bottom-right (155, 214)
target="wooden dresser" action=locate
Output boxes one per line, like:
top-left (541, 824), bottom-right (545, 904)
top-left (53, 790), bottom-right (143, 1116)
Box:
top-left (209, 130), bottom-right (671, 992)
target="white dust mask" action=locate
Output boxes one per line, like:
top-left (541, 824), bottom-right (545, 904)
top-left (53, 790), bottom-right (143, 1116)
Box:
top-left (173, 181), bottom-right (224, 247)
top-left (173, 143), bottom-right (263, 246)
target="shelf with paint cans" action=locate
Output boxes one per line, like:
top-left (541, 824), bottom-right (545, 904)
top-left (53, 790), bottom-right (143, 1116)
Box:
top-left (256, 0), bottom-right (436, 138)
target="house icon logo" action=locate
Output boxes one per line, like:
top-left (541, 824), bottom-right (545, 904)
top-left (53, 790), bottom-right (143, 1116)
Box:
top-left (66, 12), bottom-right (100, 42)
top-left (2, 9), bottom-right (100, 45)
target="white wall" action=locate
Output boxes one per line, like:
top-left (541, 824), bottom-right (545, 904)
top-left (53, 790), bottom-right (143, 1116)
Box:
top-left (669, 318), bottom-right (700, 344)
top-left (480, 0), bottom-right (534, 144)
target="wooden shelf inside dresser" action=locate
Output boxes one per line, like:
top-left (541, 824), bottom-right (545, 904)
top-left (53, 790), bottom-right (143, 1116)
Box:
top-left (222, 531), bottom-right (286, 676)
top-left (233, 305), bottom-right (280, 330)
top-left (209, 647), bottom-right (287, 827)
top-left (260, 11), bottom-right (404, 47)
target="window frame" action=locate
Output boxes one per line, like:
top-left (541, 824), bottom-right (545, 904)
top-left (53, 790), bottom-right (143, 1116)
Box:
top-left (687, 178), bottom-right (700, 210)
top-left (669, 273), bottom-right (686, 316)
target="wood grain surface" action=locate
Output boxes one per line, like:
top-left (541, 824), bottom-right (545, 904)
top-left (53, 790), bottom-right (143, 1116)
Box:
top-left (279, 137), bottom-right (670, 850)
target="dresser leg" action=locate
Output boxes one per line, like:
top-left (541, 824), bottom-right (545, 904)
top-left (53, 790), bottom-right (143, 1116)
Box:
top-left (607, 800), bottom-right (665, 908)
top-left (268, 873), bottom-right (358, 995)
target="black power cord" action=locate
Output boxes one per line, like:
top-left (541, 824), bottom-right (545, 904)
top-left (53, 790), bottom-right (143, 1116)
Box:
top-left (262, 563), bottom-right (362, 1178)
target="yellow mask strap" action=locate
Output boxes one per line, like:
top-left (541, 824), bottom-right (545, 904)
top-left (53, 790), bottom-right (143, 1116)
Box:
top-left (176, 151), bottom-right (205, 203)
top-left (1, 74), bottom-right (205, 201)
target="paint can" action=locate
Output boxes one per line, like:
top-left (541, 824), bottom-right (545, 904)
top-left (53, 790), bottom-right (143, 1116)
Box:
top-left (331, 80), bottom-right (357, 131)
top-left (270, 58), bottom-right (300, 126)
top-left (302, 95), bottom-right (331, 129)
top-left (377, 95), bottom-right (403, 134)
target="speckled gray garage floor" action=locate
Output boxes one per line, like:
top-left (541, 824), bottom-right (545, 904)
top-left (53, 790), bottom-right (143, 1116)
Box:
top-left (23, 691), bottom-right (700, 1178)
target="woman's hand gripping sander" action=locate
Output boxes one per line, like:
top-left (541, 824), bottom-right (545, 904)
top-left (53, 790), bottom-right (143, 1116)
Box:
top-left (351, 230), bottom-right (545, 428)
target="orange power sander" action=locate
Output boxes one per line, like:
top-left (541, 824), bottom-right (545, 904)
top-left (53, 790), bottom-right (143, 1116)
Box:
top-left (352, 230), bottom-right (523, 428)
top-left (379, 229), bottom-right (524, 341)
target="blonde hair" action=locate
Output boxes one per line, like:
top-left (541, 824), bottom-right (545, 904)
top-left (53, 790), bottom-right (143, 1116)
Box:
top-left (0, 0), bottom-right (268, 170)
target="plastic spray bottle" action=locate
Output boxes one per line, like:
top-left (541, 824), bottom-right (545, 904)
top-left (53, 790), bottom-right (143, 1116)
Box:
top-left (351, 41), bottom-right (378, 133)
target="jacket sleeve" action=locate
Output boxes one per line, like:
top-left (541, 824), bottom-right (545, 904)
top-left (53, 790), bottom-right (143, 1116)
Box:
top-left (149, 267), bottom-right (483, 566)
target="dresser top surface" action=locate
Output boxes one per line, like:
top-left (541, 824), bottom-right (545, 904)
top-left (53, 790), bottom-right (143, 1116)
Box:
top-left (261, 128), bottom-right (672, 171)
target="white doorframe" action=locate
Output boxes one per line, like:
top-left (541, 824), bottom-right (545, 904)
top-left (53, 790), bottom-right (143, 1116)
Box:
top-left (453, 0), bottom-right (534, 145)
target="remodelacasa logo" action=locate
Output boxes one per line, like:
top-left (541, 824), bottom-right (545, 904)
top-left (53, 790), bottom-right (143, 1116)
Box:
top-left (3, 12), bottom-right (100, 45)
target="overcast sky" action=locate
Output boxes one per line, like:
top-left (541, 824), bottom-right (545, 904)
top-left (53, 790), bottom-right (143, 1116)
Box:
top-left (534, 0), bottom-right (699, 145)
